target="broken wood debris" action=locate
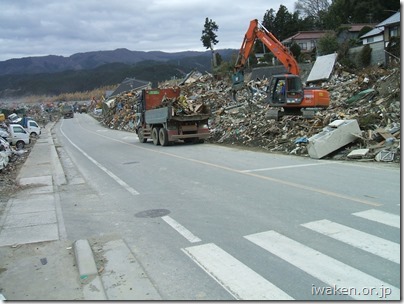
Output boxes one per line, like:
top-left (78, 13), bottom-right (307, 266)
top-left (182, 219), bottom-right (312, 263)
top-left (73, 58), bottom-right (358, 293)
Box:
top-left (98, 65), bottom-right (400, 162)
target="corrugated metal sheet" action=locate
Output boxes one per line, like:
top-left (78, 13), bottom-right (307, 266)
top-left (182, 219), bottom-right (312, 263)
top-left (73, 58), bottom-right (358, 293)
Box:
top-left (306, 53), bottom-right (338, 83)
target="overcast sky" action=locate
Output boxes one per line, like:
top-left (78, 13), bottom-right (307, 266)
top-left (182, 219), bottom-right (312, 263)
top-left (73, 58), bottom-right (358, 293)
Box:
top-left (0, 0), bottom-right (296, 62)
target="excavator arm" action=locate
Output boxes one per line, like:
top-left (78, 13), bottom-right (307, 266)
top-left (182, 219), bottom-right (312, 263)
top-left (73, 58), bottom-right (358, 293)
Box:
top-left (234, 19), bottom-right (299, 76)
top-left (231, 19), bottom-right (330, 119)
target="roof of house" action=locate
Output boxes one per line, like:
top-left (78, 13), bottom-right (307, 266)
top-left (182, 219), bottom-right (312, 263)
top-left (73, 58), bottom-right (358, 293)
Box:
top-left (377, 11), bottom-right (400, 27)
top-left (340, 23), bottom-right (376, 32)
top-left (360, 27), bottom-right (384, 39)
top-left (360, 11), bottom-right (400, 39)
top-left (109, 78), bottom-right (150, 97)
top-left (282, 31), bottom-right (327, 44)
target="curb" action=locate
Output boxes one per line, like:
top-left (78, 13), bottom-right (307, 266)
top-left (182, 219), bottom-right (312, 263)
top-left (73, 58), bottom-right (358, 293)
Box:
top-left (48, 122), bottom-right (67, 186)
top-left (74, 239), bottom-right (107, 300)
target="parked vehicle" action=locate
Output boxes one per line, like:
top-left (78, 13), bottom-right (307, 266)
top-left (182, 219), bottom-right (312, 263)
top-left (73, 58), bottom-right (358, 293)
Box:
top-left (25, 119), bottom-right (41, 138)
top-left (135, 88), bottom-right (210, 146)
top-left (8, 113), bottom-right (22, 123)
top-left (6, 124), bottom-right (30, 149)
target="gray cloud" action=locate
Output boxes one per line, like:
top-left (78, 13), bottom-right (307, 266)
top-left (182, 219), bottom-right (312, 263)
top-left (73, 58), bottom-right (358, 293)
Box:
top-left (0, 0), bottom-right (295, 61)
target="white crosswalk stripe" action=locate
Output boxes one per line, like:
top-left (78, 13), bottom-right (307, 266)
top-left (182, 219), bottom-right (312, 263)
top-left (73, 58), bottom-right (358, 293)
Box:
top-left (244, 230), bottom-right (400, 300)
top-left (352, 209), bottom-right (400, 228)
top-left (301, 219), bottom-right (400, 264)
top-left (182, 209), bottom-right (400, 300)
top-left (182, 243), bottom-right (293, 300)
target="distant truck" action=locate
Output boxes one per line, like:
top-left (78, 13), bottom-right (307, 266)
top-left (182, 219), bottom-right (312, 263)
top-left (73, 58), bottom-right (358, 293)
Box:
top-left (135, 88), bottom-right (210, 146)
top-left (61, 105), bottom-right (74, 118)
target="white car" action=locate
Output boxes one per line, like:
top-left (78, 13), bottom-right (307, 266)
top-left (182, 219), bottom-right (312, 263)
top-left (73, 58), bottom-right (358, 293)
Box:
top-left (8, 113), bottom-right (22, 123)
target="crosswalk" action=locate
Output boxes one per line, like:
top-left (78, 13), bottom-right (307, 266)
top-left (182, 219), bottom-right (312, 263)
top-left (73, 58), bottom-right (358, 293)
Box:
top-left (182, 209), bottom-right (400, 300)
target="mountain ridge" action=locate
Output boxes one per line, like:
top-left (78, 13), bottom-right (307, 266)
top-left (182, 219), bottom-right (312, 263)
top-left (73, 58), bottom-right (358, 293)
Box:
top-left (0, 48), bottom-right (236, 76)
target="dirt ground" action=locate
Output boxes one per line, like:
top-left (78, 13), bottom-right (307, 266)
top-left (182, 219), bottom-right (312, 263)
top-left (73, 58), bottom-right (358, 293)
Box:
top-left (0, 147), bottom-right (31, 217)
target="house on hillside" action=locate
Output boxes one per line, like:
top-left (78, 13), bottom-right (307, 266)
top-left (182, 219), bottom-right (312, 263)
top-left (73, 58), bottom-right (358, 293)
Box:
top-left (108, 77), bottom-right (151, 98)
top-left (337, 23), bottom-right (377, 43)
top-left (282, 31), bottom-right (328, 58)
top-left (359, 11), bottom-right (400, 65)
top-left (101, 77), bottom-right (151, 114)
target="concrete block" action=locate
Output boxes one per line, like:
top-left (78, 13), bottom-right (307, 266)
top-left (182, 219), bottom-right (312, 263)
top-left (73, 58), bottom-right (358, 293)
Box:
top-left (347, 148), bottom-right (369, 158)
top-left (307, 119), bottom-right (362, 159)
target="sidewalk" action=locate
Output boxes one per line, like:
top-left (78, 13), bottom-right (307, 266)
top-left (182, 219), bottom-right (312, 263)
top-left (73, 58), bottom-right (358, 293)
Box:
top-left (0, 121), bottom-right (162, 301)
top-left (0, 122), bottom-right (106, 300)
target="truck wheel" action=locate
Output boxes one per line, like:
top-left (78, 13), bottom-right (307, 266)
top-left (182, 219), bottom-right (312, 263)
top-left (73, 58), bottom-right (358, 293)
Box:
top-left (159, 128), bottom-right (169, 146)
top-left (138, 128), bottom-right (147, 143)
top-left (152, 127), bottom-right (160, 145)
top-left (16, 141), bottom-right (25, 150)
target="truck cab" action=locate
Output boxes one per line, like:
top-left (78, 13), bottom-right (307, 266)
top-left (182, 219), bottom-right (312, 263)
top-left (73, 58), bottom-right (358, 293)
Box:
top-left (25, 120), bottom-right (41, 138)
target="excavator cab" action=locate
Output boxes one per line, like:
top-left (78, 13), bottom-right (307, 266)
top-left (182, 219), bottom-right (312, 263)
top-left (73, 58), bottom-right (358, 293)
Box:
top-left (268, 75), bottom-right (304, 106)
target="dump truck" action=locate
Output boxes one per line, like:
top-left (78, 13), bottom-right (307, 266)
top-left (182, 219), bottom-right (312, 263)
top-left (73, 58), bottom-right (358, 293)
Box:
top-left (135, 88), bottom-right (210, 146)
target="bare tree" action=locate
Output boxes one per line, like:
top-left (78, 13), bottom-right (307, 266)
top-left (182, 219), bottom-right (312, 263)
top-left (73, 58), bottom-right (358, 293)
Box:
top-left (294, 0), bottom-right (331, 20)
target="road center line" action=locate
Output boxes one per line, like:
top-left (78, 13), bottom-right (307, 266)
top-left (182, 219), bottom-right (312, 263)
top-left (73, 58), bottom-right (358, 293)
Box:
top-left (241, 162), bottom-right (330, 172)
top-left (78, 121), bottom-right (382, 207)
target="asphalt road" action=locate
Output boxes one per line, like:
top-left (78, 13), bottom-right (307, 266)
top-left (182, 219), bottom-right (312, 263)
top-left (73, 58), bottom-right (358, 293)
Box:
top-left (54, 113), bottom-right (400, 300)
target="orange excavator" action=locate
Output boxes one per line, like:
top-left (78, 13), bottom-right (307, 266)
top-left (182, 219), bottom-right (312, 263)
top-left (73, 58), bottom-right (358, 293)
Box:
top-left (232, 19), bottom-right (330, 119)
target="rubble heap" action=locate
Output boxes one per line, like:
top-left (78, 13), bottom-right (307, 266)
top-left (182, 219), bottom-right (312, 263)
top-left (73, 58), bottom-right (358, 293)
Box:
top-left (99, 64), bottom-right (400, 162)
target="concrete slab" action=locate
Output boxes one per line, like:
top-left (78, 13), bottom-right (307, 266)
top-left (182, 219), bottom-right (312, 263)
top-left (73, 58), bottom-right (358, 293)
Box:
top-left (74, 239), bottom-right (107, 300)
top-left (19, 175), bottom-right (52, 186)
top-left (101, 239), bottom-right (162, 300)
top-left (307, 119), bottom-right (362, 159)
top-left (347, 148), bottom-right (370, 158)
top-left (9, 195), bottom-right (55, 214)
top-left (307, 53), bottom-right (338, 83)
top-left (4, 210), bottom-right (57, 228)
top-left (74, 239), bottom-right (99, 276)
top-left (0, 240), bottom-right (84, 300)
top-left (29, 185), bottom-right (54, 195)
top-left (0, 223), bottom-right (58, 246)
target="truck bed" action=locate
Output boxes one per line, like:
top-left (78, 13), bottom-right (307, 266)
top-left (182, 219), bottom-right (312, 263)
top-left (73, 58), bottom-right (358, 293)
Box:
top-left (145, 106), bottom-right (210, 124)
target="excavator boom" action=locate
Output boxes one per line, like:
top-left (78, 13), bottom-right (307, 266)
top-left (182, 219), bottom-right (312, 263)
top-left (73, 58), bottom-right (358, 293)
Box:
top-left (232, 19), bottom-right (330, 119)
top-left (234, 19), bottom-right (299, 75)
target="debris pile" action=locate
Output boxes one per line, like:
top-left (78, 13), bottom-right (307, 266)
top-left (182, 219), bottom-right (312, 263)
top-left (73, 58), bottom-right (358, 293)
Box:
top-left (99, 64), bottom-right (400, 162)
top-left (101, 91), bottom-right (140, 131)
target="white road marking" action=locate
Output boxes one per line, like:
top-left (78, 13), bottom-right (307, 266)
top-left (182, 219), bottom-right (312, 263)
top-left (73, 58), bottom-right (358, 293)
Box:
top-left (352, 209), bottom-right (400, 228)
top-left (60, 127), bottom-right (139, 195)
top-left (161, 216), bottom-right (201, 243)
top-left (182, 243), bottom-right (293, 300)
top-left (245, 230), bottom-right (400, 300)
top-left (241, 162), bottom-right (330, 173)
top-left (302, 219), bottom-right (400, 263)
